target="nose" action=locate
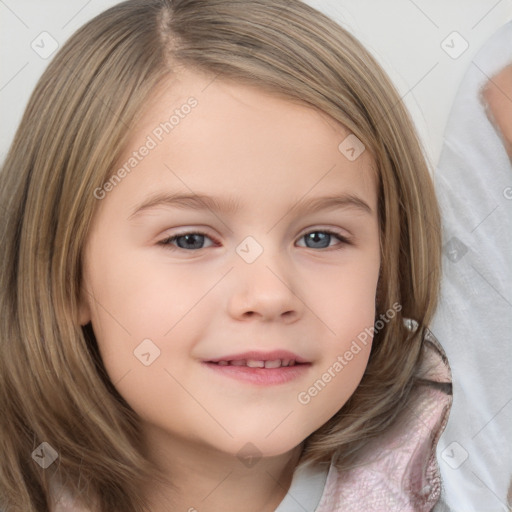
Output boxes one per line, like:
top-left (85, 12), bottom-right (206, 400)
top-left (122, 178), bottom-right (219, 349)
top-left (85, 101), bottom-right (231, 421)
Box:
top-left (227, 247), bottom-right (302, 323)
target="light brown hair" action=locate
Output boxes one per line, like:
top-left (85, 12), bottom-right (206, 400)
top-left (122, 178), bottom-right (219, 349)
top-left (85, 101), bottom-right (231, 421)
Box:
top-left (0, 1), bottom-right (441, 510)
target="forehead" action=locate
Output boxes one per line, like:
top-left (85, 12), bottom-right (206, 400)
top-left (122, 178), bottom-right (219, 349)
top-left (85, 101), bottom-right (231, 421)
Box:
top-left (107, 68), bottom-right (378, 215)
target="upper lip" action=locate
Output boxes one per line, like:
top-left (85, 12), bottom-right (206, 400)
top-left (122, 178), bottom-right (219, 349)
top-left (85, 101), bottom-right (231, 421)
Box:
top-left (204, 350), bottom-right (310, 364)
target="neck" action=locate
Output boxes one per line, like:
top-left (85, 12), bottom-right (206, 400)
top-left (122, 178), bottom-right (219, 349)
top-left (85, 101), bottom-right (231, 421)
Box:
top-left (141, 425), bottom-right (304, 512)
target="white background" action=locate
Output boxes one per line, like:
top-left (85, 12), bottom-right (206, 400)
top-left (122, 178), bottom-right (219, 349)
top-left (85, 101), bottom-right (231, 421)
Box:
top-left (1, 0), bottom-right (512, 167)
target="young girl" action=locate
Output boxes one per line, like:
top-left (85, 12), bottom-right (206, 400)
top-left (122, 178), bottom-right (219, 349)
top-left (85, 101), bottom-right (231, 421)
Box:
top-left (0, 1), bottom-right (452, 511)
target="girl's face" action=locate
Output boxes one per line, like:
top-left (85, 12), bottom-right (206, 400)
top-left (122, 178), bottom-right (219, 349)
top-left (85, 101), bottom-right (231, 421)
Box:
top-left (79, 68), bottom-right (380, 460)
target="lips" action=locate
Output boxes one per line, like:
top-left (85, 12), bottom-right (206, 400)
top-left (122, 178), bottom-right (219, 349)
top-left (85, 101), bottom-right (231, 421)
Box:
top-left (203, 350), bottom-right (311, 386)
top-left (204, 350), bottom-right (309, 367)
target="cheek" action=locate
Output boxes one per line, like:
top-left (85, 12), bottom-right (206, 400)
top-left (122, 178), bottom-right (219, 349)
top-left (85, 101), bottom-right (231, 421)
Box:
top-left (296, 252), bottom-right (379, 422)
top-left (297, 345), bottom-right (371, 434)
top-left (313, 248), bottom-right (380, 340)
top-left (85, 248), bottom-right (205, 345)
top-left (296, 305), bottom-right (374, 435)
top-left (83, 247), bottom-right (218, 414)
top-left (82, 255), bottom-right (204, 434)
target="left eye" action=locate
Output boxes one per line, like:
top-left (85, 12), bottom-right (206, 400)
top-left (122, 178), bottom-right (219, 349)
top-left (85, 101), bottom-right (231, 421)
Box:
top-left (158, 229), bottom-right (351, 251)
top-left (297, 230), bottom-right (351, 249)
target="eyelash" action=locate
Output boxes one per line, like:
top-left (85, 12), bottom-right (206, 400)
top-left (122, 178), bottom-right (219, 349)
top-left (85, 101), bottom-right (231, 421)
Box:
top-left (157, 229), bottom-right (352, 252)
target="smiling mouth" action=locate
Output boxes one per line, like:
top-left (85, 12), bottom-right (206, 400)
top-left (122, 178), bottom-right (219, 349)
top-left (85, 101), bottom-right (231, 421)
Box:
top-left (203, 358), bottom-right (311, 386)
top-left (208, 359), bottom-right (303, 368)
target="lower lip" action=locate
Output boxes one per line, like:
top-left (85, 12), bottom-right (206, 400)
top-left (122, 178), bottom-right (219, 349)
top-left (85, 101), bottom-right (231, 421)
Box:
top-left (202, 362), bottom-right (311, 386)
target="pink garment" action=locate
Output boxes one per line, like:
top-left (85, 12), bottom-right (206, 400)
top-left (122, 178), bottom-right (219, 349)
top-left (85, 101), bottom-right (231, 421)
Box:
top-left (316, 330), bottom-right (452, 511)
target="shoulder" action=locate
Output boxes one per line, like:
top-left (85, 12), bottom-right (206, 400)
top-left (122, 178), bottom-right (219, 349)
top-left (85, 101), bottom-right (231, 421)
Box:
top-left (316, 326), bottom-right (453, 512)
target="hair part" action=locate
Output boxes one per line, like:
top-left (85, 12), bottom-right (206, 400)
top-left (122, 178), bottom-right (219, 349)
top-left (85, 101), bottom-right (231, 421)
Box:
top-left (0, 1), bottom-right (441, 510)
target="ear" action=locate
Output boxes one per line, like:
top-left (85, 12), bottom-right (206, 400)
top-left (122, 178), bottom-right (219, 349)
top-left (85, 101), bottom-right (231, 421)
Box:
top-left (375, 269), bottom-right (384, 313)
top-left (78, 286), bottom-right (92, 326)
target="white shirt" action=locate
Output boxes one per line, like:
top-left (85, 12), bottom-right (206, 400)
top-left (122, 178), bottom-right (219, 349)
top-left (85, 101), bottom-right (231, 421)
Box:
top-left (274, 459), bottom-right (330, 512)
top-left (432, 20), bottom-right (512, 512)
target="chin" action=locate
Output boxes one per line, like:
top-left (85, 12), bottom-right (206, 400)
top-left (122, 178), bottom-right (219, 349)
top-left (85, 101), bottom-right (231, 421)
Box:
top-left (223, 431), bottom-right (307, 461)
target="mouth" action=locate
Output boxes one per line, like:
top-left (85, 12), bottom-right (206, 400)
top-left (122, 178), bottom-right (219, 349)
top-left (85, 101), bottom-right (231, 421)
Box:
top-left (202, 350), bottom-right (312, 385)
top-left (208, 358), bottom-right (302, 368)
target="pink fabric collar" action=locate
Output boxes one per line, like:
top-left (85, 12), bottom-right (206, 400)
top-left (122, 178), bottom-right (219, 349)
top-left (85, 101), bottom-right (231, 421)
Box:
top-left (316, 330), bottom-right (452, 511)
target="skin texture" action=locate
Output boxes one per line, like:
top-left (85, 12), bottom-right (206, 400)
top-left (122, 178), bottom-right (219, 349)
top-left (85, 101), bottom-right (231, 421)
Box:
top-left (79, 68), bottom-right (381, 512)
top-left (482, 64), bottom-right (512, 160)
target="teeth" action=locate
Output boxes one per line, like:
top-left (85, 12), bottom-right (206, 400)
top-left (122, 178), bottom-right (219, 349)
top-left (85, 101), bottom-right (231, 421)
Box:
top-left (246, 360), bottom-right (265, 368)
top-left (213, 359), bottom-right (298, 367)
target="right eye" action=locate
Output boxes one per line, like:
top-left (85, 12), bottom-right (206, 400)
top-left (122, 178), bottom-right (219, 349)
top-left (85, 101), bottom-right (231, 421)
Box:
top-left (158, 231), bottom-right (219, 251)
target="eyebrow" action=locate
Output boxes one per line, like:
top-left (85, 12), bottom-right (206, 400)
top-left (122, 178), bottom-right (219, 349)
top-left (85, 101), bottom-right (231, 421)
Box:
top-left (128, 191), bottom-right (373, 220)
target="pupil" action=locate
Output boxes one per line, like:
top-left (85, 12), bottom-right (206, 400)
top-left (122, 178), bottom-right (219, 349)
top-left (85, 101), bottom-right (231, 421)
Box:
top-left (179, 234), bottom-right (203, 249)
top-left (307, 232), bottom-right (329, 248)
